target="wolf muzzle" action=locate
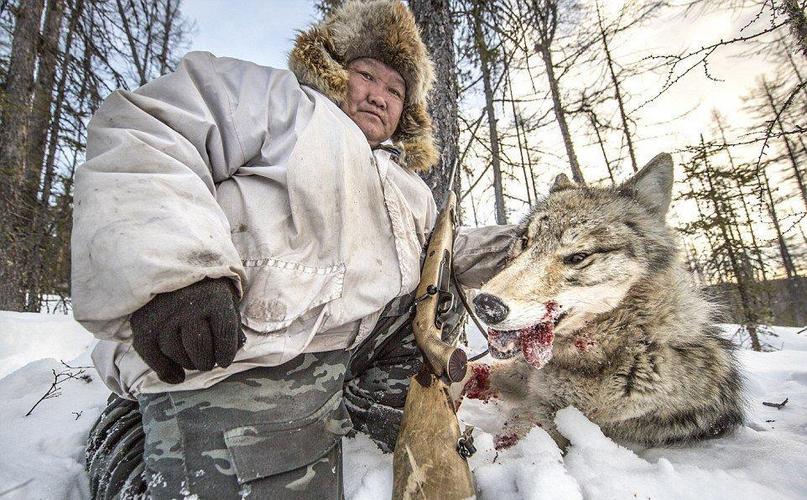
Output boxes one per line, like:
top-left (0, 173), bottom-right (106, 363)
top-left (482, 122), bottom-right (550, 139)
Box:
top-left (473, 293), bottom-right (509, 324)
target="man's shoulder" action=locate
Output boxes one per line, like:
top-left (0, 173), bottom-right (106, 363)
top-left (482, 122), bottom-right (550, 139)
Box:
top-left (174, 51), bottom-right (310, 103)
top-left (179, 51), bottom-right (284, 74)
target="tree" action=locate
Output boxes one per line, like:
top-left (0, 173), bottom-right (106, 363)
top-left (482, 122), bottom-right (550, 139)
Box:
top-left (529, 0), bottom-right (585, 183)
top-left (0, 0), bottom-right (46, 310)
top-left (712, 111), bottom-right (770, 285)
top-left (0, 0), bottom-right (192, 311)
top-left (594, 1), bottom-right (638, 172)
top-left (410, 0), bottom-right (461, 207)
top-left (680, 136), bottom-right (765, 350)
top-left (468, 0), bottom-right (507, 223)
top-left (646, 0), bottom-right (807, 151)
top-left (761, 78), bottom-right (807, 211)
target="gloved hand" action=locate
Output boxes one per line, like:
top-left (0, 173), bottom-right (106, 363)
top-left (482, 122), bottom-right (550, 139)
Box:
top-left (130, 277), bottom-right (246, 384)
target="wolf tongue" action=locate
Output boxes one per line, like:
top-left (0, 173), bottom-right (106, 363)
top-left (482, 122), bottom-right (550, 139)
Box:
top-left (487, 301), bottom-right (560, 367)
top-left (520, 321), bottom-right (554, 369)
top-left (487, 328), bottom-right (520, 352)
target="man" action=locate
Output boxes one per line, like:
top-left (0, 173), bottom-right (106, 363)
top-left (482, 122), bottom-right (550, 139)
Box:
top-left (76, 1), bottom-right (515, 498)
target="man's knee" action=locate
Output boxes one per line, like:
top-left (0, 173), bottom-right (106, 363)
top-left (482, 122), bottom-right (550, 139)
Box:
top-left (88, 352), bottom-right (353, 499)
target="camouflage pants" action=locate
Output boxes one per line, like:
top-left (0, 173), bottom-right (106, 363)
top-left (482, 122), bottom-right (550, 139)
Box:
top-left (86, 292), bottom-right (464, 499)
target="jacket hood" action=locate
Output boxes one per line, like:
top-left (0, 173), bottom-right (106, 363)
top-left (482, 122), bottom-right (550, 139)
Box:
top-left (288, 0), bottom-right (438, 172)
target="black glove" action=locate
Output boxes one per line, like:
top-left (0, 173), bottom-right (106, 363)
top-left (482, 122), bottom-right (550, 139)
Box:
top-left (130, 277), bottom-right (246, 384)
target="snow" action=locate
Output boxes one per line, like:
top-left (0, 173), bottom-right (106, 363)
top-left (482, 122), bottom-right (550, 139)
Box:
top-left (0, 312), bottom-right (109, 499)
top-left (1, 310), bottom-right (806, 499)
top-left (0, 310), bottom-right (95, 379)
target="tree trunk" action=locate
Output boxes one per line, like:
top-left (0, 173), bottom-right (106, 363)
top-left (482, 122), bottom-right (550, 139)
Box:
top-left (115, 0), bottom-right (147, 85)
top-left (784, 50), bottom-right (807, 108)
top-left (410, 0), bottom-right (460, 209)
top-left (538, 43), bottom-right (584, 183)
top-left (25, 0), bottom-right (64, 213)
top-left (472, 1), bottom-right (506, 224)
top-left (504, 57), bottom-right (531, 206)
top-left (596, 2), bottom-right (637, 173)
top-left (22, 0), bottom-right (65, 311)
top-left (465, 169), bottom-right (480, 226)
top-left (692, 196), bottom-right (722, 282)
top-left (0, 0), bottom-right (46, 311)
top-left (588, 111), bottom-right (615, 185)
top-left (158, 0), bottom-right (175, 74)
top-left (521, 121), bottom-right (539, 202)
top-left (758, 166), bottom-right (798, 279)
top-left (759, 165), bottom-right (803, 323)
top-left (40, 0), bottom-right (83, 212)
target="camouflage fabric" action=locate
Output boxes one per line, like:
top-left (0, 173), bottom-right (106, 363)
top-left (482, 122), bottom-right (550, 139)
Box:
top-left (138, 350), bottom-right (352, 499)
top-left (86, 394), bottom-right (146, 499)
top-left (85, 288), bottom-right (465, 499)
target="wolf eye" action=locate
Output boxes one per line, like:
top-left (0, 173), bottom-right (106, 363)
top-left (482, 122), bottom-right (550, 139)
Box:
top-left (519, 235), bottom-right (529, 251)
top-left (563, 252), bottom-right (590, 265)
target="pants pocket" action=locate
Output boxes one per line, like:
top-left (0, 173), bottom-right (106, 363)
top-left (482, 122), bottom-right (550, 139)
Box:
top-left (222, 399), bottom-right (352, 497)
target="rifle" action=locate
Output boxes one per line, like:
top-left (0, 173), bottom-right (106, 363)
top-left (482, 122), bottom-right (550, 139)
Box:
top-left (392, 176), bottom-right (476, 499)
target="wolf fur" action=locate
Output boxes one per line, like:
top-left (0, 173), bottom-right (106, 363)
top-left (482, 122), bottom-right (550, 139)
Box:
top-left (464, 153), bottom-right (745, 447)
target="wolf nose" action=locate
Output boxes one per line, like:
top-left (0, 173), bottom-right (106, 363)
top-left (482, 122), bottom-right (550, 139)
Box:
top-left (473, 293), bottom-right (509, 325)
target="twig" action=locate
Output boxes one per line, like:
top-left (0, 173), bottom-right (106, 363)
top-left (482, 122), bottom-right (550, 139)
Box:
top-left (762, 398), bottom-right (789, 409)
top-left (72, 411), bottom-right (83, 420)
top-left (754, 80), bottom-right (807, 169)
top-left (26, 367), bottom-right (90, 416)
top-left (0, 478), bottom-right (34, 497)
top-left (61, 360), bottom-right (93, 370)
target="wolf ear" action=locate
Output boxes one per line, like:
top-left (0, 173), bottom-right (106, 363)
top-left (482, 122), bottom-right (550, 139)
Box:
top-left (550, 173), bottom-right (575, 193)
top-left (622, 153), bottom-right (674, 217)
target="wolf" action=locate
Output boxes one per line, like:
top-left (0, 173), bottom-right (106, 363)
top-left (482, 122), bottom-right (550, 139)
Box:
top-left (461, 153), bottom-right (745, 448)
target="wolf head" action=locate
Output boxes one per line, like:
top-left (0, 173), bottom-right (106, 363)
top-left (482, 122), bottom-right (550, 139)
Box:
top-left (474, 153), bottom-right (677, 341)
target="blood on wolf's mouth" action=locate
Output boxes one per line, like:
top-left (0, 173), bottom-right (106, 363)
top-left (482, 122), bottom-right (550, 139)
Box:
top-left (486, 301), bottom-right (564, 368)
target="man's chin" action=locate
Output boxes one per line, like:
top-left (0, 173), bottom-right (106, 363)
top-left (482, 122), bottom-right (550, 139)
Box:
top-left (355, 117), bottom-right (387, 141)
top-left (359, 128), bottom-right (387, 146)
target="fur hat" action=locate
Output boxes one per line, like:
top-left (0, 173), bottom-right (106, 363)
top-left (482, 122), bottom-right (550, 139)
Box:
top-left (288, 0), bottom-right (438, 172)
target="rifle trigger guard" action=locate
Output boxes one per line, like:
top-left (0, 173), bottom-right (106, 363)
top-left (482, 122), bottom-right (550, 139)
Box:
top-left (457, 426), bottom-right (477, 460)
top-left (437, 290), bottom-right (454, 316)
top-left (414, 285), bottom-right (438, 306)
top-left (434, 290), bottom-right (455, 329)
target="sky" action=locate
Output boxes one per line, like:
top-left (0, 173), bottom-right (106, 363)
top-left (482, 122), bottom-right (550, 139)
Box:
top-left (182, 1), bottom-right (319, 70)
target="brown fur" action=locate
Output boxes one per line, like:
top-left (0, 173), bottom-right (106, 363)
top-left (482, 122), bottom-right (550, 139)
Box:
top-left (287, 0), bottom-right (439, 172)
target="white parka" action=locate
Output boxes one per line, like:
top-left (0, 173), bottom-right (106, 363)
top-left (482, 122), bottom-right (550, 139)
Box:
top-left (72, 52), bottom-right (513, 399)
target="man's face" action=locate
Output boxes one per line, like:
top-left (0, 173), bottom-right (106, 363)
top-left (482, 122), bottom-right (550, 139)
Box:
top-left (340, 58), bottom-right (406, 146)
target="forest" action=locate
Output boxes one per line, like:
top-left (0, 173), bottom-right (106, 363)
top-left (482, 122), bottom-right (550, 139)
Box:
top-left (0, 0), bottom-right (805, 351)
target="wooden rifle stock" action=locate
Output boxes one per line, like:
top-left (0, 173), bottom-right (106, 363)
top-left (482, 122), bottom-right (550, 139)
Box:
top-left (392, 191), bottom-right (476, 499)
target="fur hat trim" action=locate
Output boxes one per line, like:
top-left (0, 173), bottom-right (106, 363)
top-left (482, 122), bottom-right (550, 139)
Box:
top-left (288, 0), bottom-right (438, 172)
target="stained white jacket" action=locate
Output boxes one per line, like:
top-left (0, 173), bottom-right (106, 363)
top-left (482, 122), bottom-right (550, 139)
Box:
top-left (72, 52), bottom-right (513, 398)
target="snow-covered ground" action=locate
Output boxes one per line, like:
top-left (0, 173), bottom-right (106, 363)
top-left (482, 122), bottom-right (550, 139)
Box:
top-left (1, 311), bottom-right (805, 499)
